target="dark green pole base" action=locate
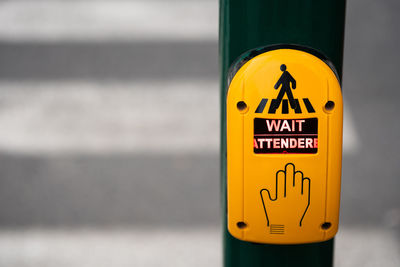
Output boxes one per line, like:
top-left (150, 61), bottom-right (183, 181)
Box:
top-left (224, 228), bottom-right (334, 267)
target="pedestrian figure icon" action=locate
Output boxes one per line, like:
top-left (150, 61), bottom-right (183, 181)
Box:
top-left (254, 64), bottom-right (316, 114)
top-left (274, 64), bottom-right (296, 109)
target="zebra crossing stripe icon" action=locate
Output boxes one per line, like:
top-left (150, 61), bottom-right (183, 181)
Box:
top-left (255, 64), bottom-right (315, 114)
top-left (255, 97), bottom-right (315, 114)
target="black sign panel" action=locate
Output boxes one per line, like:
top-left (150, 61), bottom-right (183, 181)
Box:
top-left (254, 118), bottom-right (318, 154)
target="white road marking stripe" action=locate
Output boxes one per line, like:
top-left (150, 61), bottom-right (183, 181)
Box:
top-left (0, 81), bottom-right (358, 155)
top-left (0, 81), bottom-right (219, 154)
top-left (343, 104), bottom-right (360, 153)
top-left (335, 227), bottom-right (400, 267)
top-left (0, 227), bottom-right (397, 267)
top-left (0, 227), bottom-right (222, 267)
top-left (0, 1), bottom-right (218, 42)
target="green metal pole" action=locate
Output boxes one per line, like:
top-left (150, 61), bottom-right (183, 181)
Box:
top-left (219, 1), bottom-right (346, 266)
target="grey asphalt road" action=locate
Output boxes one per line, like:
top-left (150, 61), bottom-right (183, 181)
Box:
top-left (0, 41), bottom-right (217, 81)
top-left (0, 0), bottom-right (398, 266)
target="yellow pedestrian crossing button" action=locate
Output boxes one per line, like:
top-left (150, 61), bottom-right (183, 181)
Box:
top-left (226, 48), bottom-right (343, 244)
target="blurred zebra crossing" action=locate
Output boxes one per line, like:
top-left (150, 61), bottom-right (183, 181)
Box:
top-left (0, 0), bottom-right (398, 266)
